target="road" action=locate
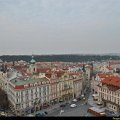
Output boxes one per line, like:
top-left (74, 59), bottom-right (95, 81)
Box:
top-left (58, 104), bottom-right (93, 116)
top-left (47, 87), bottom-right (93, 116)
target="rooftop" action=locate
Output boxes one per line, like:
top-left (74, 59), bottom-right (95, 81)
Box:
top-left (101, 76), bottom-right (120, 87)
top-left (10, 77), bottom-right (49, 86)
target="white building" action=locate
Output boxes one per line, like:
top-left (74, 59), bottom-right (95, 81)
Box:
top-left (8, 76), bottom-right (51, 116)
top-left (97, 76), bottom-right (120, 114)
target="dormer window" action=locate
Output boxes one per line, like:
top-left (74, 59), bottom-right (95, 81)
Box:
top-left (30, 84), bottom-right (33, 87)
top-left (34, 82), bottom-right (37, 86)
top-left (24, 84), bottom-right (28, 88)
top-left (39, 82), bottom-right (41, 85)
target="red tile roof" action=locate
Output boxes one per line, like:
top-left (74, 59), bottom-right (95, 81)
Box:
top-left (26, 72), bottom-right (33, 76)
top-left (45, 72), bottom-right (52, 78)
top-left (45, 70), bottom-right (65, 78)
top-left (98, 73), bottom-right (112, 79)
top-left (101, 76), bottom-right (120, 87)
top-left (109, 61), bottom-right (120, 65)
top-left (36, 68), bottom-right (51, 73)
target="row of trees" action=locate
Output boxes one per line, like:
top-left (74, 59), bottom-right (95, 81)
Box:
top-left (0, 55), bottom-right (119, 62)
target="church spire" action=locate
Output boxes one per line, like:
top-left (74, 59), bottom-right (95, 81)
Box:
top-left (30, 55), bottom-right (36, 64)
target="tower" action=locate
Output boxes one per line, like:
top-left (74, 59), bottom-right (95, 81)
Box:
top-left (29, 55), bottom-right (36, 73)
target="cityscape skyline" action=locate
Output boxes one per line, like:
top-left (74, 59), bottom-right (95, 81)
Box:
top-left (0, 0), bottom-right (120, 55)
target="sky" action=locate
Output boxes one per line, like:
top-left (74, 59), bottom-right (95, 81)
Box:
top-left (0, 0), bottom-right (120, 55)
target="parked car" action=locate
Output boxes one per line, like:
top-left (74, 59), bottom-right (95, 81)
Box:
top-left (105, 109), bottom-right (116, 116)
top-left (35, 112), bottom-right (46, 117)
top-left (59, 109), bottom-right (64, 115)
top-left (70, 104), bottom-right (77, 108)
top-left (81, 94), bottom-right (84, 97)
top-left (26, 114), bottom-right (34, 117)
top-left (72, 99), bottom-right (77, 102)
top-left (60, 104), bottom-right (66, 107)
top-left (44, 111), bottom-right (48, 115)
top-left (0, 112), bottom-right (6, 116)
top-left (65, 102), bottom-right (70, 105)
top-left (83, 97), bottom-right (86, 100)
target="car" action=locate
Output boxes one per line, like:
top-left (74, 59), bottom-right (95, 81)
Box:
top-left (105, 109), bottom-right (115, 116)
top-left (60, 110), bottom-right (64, 113)
top-left (60, 104), bottom-right (66, 107)
top-left (0, 108), bottom-right (5, 112)
top-left (72, 99), bottom-right (77, 102)
top-left (83, 97), bottom-right (86, 100)
top-left (44, 111), bottom-right (48, 115)
top-left (65, 101), bottom-right (71, 105)
top-left (35, 112), bottom-right (46, 117)
top-left (81, 94), bottom-right (84, 97)
top-left (0, 112), bottom-right (6, 116)
top-left (26, 114), bottom-right (34, 117)
top-left (70, 104), bottom-right (77, 108)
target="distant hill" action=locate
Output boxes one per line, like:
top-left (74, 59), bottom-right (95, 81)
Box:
top-left (0, 54), bottom-right (120, 62)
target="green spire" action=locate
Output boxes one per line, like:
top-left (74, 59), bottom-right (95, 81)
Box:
top-left (30, 55), bottom-right (36, 64)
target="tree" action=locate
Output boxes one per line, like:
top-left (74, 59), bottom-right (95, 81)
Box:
top-left (0, 88), bottom-right (9, 110)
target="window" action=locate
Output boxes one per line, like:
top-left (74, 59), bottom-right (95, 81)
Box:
top-left (36, 88), bottom-right (37, 92)
top-left (46, 86), bottom-right (48, 95)
top-left (21, 91), bottom-right (23, 96)
top-left (21, 104), bottom-right (23, 108)
top-left (35, 93), bottom-right (37, 98)
top-left (16, 92), bottom-right (19, 97)
top-left (26, 94), bottom-right (29, 101)
top-left (26, 90), bottom-right (28, 95)
top-left (31, 95), bottom-right (33, 99)
top-left (31, 89), bottom-right (33, 94)
top-left (21, 96), bottom-right (23, 102)
top-left (31, 101), bottom-right (34, 105)
top-left (43, 86), bottom-right (46, 96)
top-left (16, 99), bottom-right (19, 103)
top-left (26, 103), bottom-right (29, 108)
top-left (39, 88), bottom-right (41, 92)
top-left (39, 82), bottom-right (41, 85)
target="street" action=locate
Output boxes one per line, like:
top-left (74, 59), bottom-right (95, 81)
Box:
top-left (47, 87), bottom-right (94, 116)
top-left (58, 104), bottom-right (92, 116)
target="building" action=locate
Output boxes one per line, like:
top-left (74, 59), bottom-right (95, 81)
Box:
top-left (8, 76), bottom-right (51, 116)
top-left (97, 76), bottom-right (120, 114)
top-left (91, 73), bottom-right (113, 94)
top-left (0, 71), bottom-right (8, 92)
top-left (1, 56), bottom-right (85, 116)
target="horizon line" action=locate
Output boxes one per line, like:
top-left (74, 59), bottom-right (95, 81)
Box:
top-left (0, 53), bottom-right (120, 56)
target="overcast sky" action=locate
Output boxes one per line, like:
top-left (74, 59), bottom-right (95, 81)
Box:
top-left (0, 0), bottom-right (120, 55)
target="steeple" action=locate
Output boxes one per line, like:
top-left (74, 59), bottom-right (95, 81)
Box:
top-left (30, 55), bottom-right (36, 64)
